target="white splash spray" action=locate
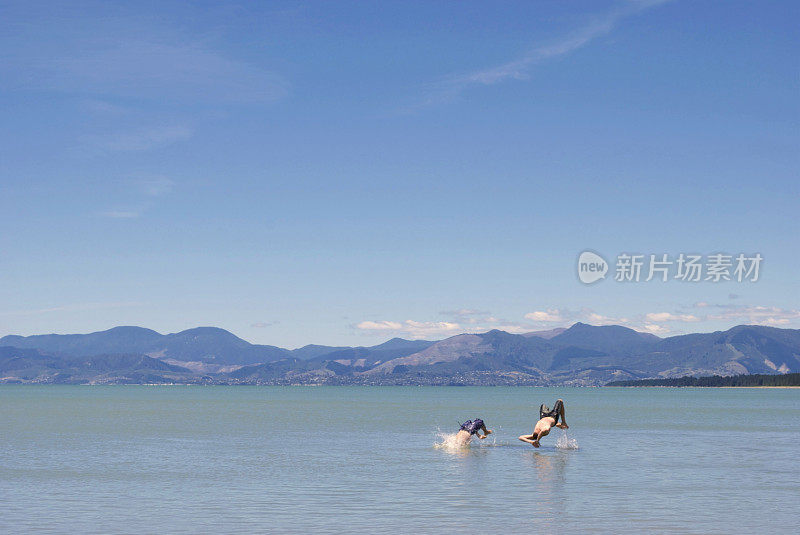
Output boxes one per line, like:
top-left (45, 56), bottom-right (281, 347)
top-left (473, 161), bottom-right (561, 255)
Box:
top-left (434, 429), bottom-right (502, 450)
top-left (434, 431), bottom-right (467, 450)
top-left (555, 429), bottom-right (579, 450)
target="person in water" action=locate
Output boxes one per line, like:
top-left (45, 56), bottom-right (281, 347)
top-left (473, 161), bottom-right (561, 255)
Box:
top-left (455, 418), bottom-right (492, 445)
top-left (518, 399), bottom-right (568, 447)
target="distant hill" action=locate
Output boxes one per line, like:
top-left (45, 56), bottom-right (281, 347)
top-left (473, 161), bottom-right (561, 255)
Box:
top-left (2, 323), bottom-right (799, 385)
top-left (0, 346), bottom-right (197, 384)
top-left (0, 346), bottom-right (64, 378)
top-left (294, 338), bottom-right (435, 366)
top-left (227, 358), bottom-right (310, 382)
top-left (358, 327), bottom-right (640, 385)
top-left (368, 337), bottom-right (434, 352)
top-left (0, 326), bottom-right (163, 357)
top-left (148, 327), bottom-right (289, 365)
top-left (290, 344), bottom-right (350, 360)
top-left (548, 322), bottom-right (660, 355)
top-left (619, 324), bottom-right (800, 377)
top-left (0, 326), bottom-right (289, 366)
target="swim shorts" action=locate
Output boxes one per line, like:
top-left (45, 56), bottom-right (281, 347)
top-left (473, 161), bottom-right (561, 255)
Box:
top-left (459, 418), bottom-right (485, 435)
top-left (539, 400), bottom-right (563, 424)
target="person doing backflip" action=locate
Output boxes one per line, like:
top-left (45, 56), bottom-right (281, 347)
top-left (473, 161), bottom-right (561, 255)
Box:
top-left (518, 399), bottom-right (568, 448)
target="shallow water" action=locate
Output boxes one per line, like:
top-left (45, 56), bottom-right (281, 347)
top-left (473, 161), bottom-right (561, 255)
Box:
top-left (1, 386), bottom-right (797, 534)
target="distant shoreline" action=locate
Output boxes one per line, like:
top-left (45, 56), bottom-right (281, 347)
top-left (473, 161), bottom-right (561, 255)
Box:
top-left (606, 373), bottom-right (800, 388)
top-left (720, 386), bottom-right (800, 388)
top-left (610, 385), bottom-right (800, 389)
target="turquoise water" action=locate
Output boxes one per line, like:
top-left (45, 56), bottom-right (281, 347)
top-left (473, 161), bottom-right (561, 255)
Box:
top-left (1, 386), bottom-right (798, 534)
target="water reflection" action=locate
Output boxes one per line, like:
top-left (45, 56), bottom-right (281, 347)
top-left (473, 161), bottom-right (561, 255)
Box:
top-left (523, 450), bottom-right (570, 525)
top-left (526, 450), bottom-right (569, 482)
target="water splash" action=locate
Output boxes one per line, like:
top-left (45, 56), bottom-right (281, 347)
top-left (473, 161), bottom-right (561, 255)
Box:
top-left (555, 429), bottom-right (579, 450)
top-left (434, 431), bottom-right (468, 450)
top-left (434, 430), bottom-right (502, 450)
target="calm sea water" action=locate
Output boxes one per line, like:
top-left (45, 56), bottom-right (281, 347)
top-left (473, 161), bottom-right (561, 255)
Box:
top-left (1, 386), bottom-right (797, 534)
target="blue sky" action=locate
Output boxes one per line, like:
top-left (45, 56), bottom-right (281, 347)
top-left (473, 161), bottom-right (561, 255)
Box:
top-left (1, 0), bottom-right (798, 348)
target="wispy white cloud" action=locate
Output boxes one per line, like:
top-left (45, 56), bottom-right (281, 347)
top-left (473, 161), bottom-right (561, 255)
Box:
top-left (764, 318), bottom-right (791, 326)
top-left (645, 312), bottom-right (701, 322)
top-left (98, 209), bottom-right (143, 219)
top-left (585, 311), bottom-right (631, 326)
top-left (0, 301), bottom-right (143, 317)
top-left (525, 309), bottom-right (566, 323)
top-left (441, 309), bottom-right (538, 332)
top-left (705, 305), bottom-right (800, 326)
top-left (641, 323), bottom-right (670, 335)
top-left (97, 175), bottom-right (177, 218)
top-left (524, 308), bottom-right (628, 327)
top-left (93, 125), bottom-right (193, 152)
top-left (412, 0), bottom-right (671, 109)
top-left (356, 319), bottom-right (463, 339)
top-left (356, 320), bottom-right (404, 331)
top-left (638, 303), bottom-right (800, 334)
top-left (80, 99), bottom-right (130, 115)
top-left (1, 6), bottom-right (289, 189)
top-left (251, 321), bottom-right (277, 328)
top-left (404, 320), bottom-right (463, 338)
top-left (684, 302), bottom-right (800, 326)
top-left (440, 309), bottom-right (490, 319)
top-left (6, 36), bottom-right (289, 105)
top-left (137, 176), bottom-right (175, 197)
top-left (491, 324), bottom-right (532, 335)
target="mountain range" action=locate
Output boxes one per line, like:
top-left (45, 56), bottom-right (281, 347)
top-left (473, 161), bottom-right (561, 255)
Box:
top-left (1, 323), bottom-right (799, 385)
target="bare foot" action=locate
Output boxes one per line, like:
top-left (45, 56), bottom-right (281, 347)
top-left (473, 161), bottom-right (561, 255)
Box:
top-left (532, 441), bottom-right (540, 448)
